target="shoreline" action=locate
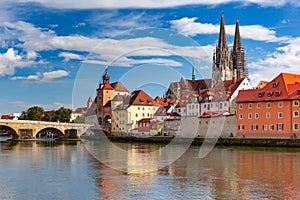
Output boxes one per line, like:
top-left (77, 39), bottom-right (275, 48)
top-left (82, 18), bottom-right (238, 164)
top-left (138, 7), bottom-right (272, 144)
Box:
top-left (3, 135), bottom-right (300, 148)
top-left (106, 136), bottom-right (300, 148)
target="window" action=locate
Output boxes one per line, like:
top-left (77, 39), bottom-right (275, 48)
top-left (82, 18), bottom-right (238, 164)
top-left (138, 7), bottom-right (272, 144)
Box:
top-left (255, 113), bottom-right (259, 119)
top-left (239, 104), bottom-right (243, 109)
top-left (142, 113), bottom-right (145, 117)
top-left (142, 107), bottom-right (145, 110)
top-left (294, 123), bottom-right (299, 131)
top-left (257, 103), bottom-right (261, 109)
top-left (263, 125), bottom-right (268, 130)
top-left (269, 125), bottom-right (274, 130)
top-left (248, 103), bottom-right (252, 109)
top-left (266, 112), bottom-right (270, 119)
top-left (138, 107), bottom-right (140, 110)
top-left (278, 101), bottom-right (283, 108)
top-left (220, 103), bottom-right (223, 109)
top-left (298, 90), bottom-right (300, 95)
top-left (294, 111), bottom-right (299, 117)
top-left (98, 96), bottom-right (102, 100)
top-left (239, 114), bottom-right (243, 119)
top-left (248, 113), bottom-right (252, 119)
top-left (275, 91), bottom-right (281, 97)
top-left (278, 112), bottom-right (283, 118)
top-left (252, 125), bottom-right (258, 130)
top-left (277, 123), bottom-right (284, 131)
top-left (266, 102), bottom-right (271, 108)
top-left (294, 100), bottom-right (299, 107)
top-left (238, 125), bottom-right (245, 130)
top-left (267, 92), bottom-right (272, 97)
top-left (135, 114), bottom-right (138, 117)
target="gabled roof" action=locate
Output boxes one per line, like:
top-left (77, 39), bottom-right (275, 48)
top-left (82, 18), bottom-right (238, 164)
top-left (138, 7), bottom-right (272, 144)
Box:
top-left (237, 73), bottom-right (300, 103)
top-left (98, 83), bottom-right (114, 90)
top-left (211, 78), bottom-right (245, 101)
top-left (154, 96), bottom-right (168, 107)
top-left (111, 81), bottom-right (129, 92)
top-left (129, 90), bottom-right (159, 106)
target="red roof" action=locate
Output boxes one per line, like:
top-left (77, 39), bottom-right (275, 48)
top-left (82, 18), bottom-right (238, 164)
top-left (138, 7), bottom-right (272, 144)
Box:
top-left (237, 73), bottom-right (300, 103)
top-left (129, 90), bottom-right (159, 106)
top-left (98, 83), bottom-right (114, 90)
top-left (155, 97), bottom-right (168, 106)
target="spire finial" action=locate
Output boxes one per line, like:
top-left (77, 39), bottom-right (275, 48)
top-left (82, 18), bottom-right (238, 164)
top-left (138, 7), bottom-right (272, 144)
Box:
top-left (192, 66), bottom-right (196, 81)
top-left (236, 16), bottom-right (239, 23)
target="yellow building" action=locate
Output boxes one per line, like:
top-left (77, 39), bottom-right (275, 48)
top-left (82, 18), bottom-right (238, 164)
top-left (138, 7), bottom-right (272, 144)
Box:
top-left (111, 90), bottom-right (161, 135)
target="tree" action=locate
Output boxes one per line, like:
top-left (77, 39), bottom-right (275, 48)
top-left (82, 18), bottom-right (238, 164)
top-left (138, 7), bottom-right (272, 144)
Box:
top-left (56, 107), bottom-right (72, 123)
top-left (22, 106), bottom-right (44, 121)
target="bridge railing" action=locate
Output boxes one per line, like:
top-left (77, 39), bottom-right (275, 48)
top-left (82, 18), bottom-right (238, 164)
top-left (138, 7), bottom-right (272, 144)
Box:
top-left (0, 119), bottom-right (92, 127)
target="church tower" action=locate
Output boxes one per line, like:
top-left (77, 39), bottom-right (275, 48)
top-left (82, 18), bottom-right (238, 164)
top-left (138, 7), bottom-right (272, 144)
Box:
top-left (231, 17), bottom-right (248, 79)
top-left (212, 12), bottom-right (232, 86)
top-left (212, 12), bottom-right (248, 86)
top-left (96, 67), bottom-right (114, 125)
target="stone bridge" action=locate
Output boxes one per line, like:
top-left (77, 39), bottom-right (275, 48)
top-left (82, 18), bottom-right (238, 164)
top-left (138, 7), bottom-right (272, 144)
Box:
top-left (0, 119), bottom-right (92, 140)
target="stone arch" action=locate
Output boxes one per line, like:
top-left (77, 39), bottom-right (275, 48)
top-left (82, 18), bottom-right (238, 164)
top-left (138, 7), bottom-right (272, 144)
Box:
top-left (36, 127), bottom-right (64, 139)
top-left (0, 125), bottom-right (18, 139)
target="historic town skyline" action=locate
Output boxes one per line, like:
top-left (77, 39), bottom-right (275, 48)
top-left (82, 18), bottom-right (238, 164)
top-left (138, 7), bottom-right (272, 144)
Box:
top-left (0, 1), bottom-right (300, 114)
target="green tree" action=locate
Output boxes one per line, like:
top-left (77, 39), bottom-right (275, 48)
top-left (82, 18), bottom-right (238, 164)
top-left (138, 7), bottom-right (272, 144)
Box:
top-left (24, 106), bottom-right (44, 121)
top-left (56, 107), bottom-right (72, 123)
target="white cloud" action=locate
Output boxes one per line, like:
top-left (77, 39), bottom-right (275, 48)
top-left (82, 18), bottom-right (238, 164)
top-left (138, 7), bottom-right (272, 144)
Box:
top-left (1, 21), bottom-right (212, 68)
top-left (249, 37), bottom-right (300, 85)
top-left (0, 48), bottom-right (36, 76)
top-left (59, 52), bottom-right (83, 62)
top-left (170, 17), bottom-right (290, 42)
top-left (7, 0), bottom-right (300, 8)
top-left (42, 70), bottom-right (70, 82)
top-left (10, 69), bottom-right (70, 82)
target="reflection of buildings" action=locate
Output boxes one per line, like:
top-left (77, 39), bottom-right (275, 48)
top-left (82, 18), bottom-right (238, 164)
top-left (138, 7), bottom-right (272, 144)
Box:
top-left (236, 149), bottom-right (300, 199)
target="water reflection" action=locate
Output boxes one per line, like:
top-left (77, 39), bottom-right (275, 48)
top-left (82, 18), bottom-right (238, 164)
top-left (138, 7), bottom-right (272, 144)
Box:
top-left (0, 141), bottom-right (300, 199)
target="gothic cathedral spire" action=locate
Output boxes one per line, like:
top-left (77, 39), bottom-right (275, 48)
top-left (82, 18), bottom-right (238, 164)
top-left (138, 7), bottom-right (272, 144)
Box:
top-left (212, 13), bottom-right (248, 86)
top-left (212, 12), bottom-right (231, 86)
top-left (232, 17), bottom-right (248, 80)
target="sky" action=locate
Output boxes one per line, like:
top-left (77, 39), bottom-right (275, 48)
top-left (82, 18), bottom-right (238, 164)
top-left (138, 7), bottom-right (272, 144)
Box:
top-left (1, 0), bottom-right (300, 114)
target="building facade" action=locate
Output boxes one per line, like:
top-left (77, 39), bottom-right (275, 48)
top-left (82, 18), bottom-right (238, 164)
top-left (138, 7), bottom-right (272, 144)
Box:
top-left (236, 73), bottom-right (300, 137)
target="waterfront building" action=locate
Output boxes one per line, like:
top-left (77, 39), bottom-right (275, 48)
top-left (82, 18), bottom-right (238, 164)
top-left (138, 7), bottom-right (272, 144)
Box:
top-left (111, 89), bottom-right (161, 134)
top-left (212, 12), bottom-right (248, 86)
top-left (201, 77), bottom-right (252, 116)
top-left (236, 73), bottom-right (300, 137)
top-left (96, 69), bottom-right (130, 126)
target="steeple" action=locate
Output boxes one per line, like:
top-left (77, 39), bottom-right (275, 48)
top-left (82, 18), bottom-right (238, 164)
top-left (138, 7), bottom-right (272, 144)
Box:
top-left (218, 11), bottom-right (227, 50)
top-left (192, 66), bottom-right (196, 81)
top-left (102, 65), bottom-right (110, 84)
top-left (233, 17), bottom-right (241, 51)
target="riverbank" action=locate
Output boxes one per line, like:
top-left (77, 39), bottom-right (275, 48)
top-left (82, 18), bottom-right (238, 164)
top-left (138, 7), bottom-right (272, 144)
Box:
top-left (107, 136), bottom-right (300, 148)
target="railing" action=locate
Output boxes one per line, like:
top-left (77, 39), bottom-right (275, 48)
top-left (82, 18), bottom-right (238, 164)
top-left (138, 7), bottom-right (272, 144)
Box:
top-left (0, 119), bottom-right (92, 127)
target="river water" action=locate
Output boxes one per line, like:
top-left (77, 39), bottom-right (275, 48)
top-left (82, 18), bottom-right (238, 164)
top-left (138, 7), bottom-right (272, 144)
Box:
top-left (0, 138), bottom-right (300, 200)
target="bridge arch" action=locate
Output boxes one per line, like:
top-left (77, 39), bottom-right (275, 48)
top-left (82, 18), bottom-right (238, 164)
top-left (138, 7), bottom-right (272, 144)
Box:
top-left (36, 127), bottom-right (64, 139)
top-left (0, 125), bottom-right (18, 139)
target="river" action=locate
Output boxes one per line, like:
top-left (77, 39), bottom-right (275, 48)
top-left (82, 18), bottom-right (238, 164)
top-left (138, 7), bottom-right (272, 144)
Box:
top-left (0, 138), bottom-right (300, 199)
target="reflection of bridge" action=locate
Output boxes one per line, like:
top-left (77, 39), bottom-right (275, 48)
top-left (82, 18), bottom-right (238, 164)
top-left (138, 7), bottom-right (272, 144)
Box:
top-left (0, 119), bottom-right (92, 139)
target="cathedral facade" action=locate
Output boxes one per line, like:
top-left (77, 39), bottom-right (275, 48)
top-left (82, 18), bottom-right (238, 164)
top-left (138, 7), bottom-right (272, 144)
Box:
top-left (212, 12), bottom-right (248, 86)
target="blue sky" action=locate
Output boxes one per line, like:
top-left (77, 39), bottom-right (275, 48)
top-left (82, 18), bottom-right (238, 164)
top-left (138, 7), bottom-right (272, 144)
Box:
top-left (1, 0), bottom-right (300, 114)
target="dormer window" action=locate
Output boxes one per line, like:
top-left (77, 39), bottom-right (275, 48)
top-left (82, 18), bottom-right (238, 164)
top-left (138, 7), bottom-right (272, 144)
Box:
top-left (297, 90), bottom-right (300, 95)
top-left (273, 82), bottom-right (278, 88)
top-left (275, 91), bottom-right (281, 97)
top-left (258, 92), bottom-right (265, 98)
top-left (267, 92), bottom-right (273, 97)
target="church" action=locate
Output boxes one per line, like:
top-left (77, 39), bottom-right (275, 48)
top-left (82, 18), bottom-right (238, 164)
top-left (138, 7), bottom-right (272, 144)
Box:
top-left (212, 12), bottom-right (248, 86)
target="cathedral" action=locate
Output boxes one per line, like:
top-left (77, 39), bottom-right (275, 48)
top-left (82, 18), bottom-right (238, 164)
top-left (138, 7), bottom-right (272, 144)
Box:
top-left (212, 12), bottom-right (248, 86)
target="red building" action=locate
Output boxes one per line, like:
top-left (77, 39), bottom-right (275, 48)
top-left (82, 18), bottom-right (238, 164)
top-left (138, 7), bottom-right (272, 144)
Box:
top-left (236, 73), bottom-right (300, 138)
